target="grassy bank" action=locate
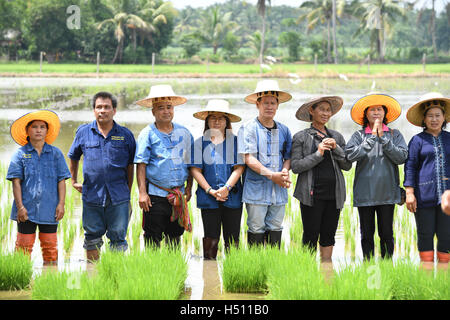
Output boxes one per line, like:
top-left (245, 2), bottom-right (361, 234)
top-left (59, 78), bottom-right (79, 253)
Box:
top-left (0, 62), bottom-right (449, 77)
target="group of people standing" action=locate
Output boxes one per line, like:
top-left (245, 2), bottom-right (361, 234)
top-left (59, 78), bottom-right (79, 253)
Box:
top-left (7, 80), bottom-right (450, 266)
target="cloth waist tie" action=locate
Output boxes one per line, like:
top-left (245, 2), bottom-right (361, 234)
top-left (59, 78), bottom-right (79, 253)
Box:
top-left (148, 180), bottom-right (192, 232)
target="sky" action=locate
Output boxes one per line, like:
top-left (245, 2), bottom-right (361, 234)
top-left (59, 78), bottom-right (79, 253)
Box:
top-left (169, 0), bottom-right (447, 13)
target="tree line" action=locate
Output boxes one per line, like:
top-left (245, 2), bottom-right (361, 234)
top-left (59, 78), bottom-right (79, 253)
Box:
top-left (0, 0), bottom-right (448, 65)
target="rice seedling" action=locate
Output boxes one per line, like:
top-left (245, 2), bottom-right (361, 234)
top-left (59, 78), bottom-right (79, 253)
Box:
top-left (32, 247), bottom-right (188, 300)
top-left (221, 245), bottom-right (280, 293)
top-left (0, 250), bottom-right (33, 290)
top-left (267, 246), bottom-right (326, 300)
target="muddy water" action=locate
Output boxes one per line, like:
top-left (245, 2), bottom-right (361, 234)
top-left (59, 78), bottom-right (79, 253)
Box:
top-left (1, 77), bottom-right (449, 300)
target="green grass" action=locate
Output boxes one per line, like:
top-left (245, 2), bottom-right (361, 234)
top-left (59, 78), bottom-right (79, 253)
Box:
top-left (32, 247), bottom-right (188, 300)
top-left (0, 250), bottom-right (33, 290)
top-left (1, 61), bottom-right (449, 75)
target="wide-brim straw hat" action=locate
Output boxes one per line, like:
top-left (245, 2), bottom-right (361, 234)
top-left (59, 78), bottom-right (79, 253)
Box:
top-left (193, 99), bottom-right (241, 122)
top-left (135, 84), bottom-right (187, 108)
top-left (244, 80), bottom-right (292, 104)
top-left (10, 110), bottom-right (61, 146)
top-left (295, 96), bottom-right (343, 122)
top-left (406, 92), bottom-right (450, 127)
top-left (350, 93), bottom-right (401, 126)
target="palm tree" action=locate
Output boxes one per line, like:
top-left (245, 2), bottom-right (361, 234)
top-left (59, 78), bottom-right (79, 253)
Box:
top-left (137, 0), bottom-right (176, 46)
top-left (97, 9), bottom-right (149, 63)
top-left (415, 0), bottom-right (447, 59)
top-left (351, 0), bottom-right (407, 62)
top-left (194, 6), bottom-right (238, 55)
top-left (257, 0), bottom-right (271, 72)
top-left (298, 0), bottom-right (345, 63)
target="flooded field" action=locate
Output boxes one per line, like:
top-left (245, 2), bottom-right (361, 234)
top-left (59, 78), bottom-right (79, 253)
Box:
top-left (0, 76), bottom-right (449, 300)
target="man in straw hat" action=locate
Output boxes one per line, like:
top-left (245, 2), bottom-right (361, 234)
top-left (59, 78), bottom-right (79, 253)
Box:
top-left (134, 84), bottom-right (194, 248)
top-left (237, 79), bottom-right (293, 248)
top-left (68, 92), bottom-right (136, 262)
top-left (403, 92), bottom-right (450, 263)
top-left (7, 110), bottom-right (71, 265)
top-left (291, 96), bottom-right (352, 262)
top-left (345, 93), bottom-right (408, 260)
top-left (190, 99), bottom-right (244, 259)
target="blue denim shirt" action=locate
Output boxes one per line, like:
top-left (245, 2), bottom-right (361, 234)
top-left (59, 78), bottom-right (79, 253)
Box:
top-left (190, 133), bottom-right (244, 209)
top-left (134, 123), bottom-right (193, 197)
top-left (237, 117), bottom-right (292, 205)
top-left (7, 143), bottom-right (71, 224)
top-left (404, 131), bottom-right (450, 208)
top-left (68, 120), bottom-right (136, 206)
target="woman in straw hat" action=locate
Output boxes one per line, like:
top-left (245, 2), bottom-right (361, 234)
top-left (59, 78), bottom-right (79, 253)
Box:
top-left (291, 96), bottom-right (351, 262)
top-left (237, 79), bottom-right (292, 248)
top-left (403, 92), bottom-right (450, 264)
top-left (345, 93), bottom-right (408, 260)
top-left (6, 110), bottom-right (71, 265)
top-left (134, 84), bottom-right (194, 248)
top-left (189, 99), bottom-right (244, 259)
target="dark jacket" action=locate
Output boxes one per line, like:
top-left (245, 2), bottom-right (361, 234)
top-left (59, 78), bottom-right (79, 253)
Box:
top-left (404, 130), bottom-right (450, 208)
top-left (345, 128), bottom-right (408, 207)
top-left (291, 126), bottom-right (352, 209)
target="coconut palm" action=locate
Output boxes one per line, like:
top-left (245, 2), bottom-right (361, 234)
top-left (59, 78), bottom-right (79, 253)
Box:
top-left (97, 10), bottom-right (149, 63)
top-left (194, 6), bottom-right (238, 55)
top-left (297, 0), bottom-right (345, 63)
top-left (257, 0), bottom-right (271, 72)
top-left (137, 0), bottom-right (176, 46)
top-left (351, 0), bottom-right (407, 62)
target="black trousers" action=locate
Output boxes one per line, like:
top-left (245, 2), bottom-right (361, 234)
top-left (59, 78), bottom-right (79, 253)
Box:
top-left (18, 220), bottom-right (58, 234)
top-left (358, 204), bottom-right (395, 260)
top-left (414, 205), bottom-right (450, 253)
top-left (300, 199), bottom-right (340, 251)
top-left (201, 204), bottom-right (242, 247)
top-left (142, 195), bottom-right (185, 247)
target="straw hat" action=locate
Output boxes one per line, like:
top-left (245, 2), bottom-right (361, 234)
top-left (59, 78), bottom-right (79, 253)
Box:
top-left (406, 92), bottom-right (450, 127)
top-left (295, 96), bottom-right (343, 122)
top-left (10, 110), bottom-right (61, 146)
top-left (350, 93), bottom-right (401, 126)
top-left (193, 99), bottom-right (241, 123)
top-left (135, 84), bottom-right (187, 108)
top-left (244, 80), bottom-right (292, 104)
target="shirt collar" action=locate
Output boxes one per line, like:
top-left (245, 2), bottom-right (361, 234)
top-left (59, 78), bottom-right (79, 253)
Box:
top-left (90, 120), bottom-right (118, 136)
top-left (364, 123), bottom-right (389, 134)
top-left (24, 142), bottom-right (51, 153)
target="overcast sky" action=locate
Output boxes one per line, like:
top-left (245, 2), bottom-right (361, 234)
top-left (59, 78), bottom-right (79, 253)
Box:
top-left (169, 0), bottom-right (446, 13)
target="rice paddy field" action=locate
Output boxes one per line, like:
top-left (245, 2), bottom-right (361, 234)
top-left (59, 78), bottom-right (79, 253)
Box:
top-left (0, 76), bottom-right (449, 301)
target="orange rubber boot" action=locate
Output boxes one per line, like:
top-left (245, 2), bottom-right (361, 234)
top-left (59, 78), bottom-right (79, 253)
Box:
top-left (15, 232), bottom-right (36, 257)
top-left (39, 232), bottom-right (58, 265)
top-left (437, 251), bottom-right (449, 263)
top-left (419, 251), bottom-right (434, 262)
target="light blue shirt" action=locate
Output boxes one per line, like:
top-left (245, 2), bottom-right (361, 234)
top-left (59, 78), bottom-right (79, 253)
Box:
top-left (7, 142), bottom-right (71, 224)
top-left (134, 123), bottom-right (193, 197)
top-left (237, 117), bottom-right (292, 205)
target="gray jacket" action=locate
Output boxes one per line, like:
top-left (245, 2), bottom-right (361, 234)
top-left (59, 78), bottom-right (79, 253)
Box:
top-left (291, 127), bottom-right (352, 209)
top-left (345, 129), bottom-right (408, 207)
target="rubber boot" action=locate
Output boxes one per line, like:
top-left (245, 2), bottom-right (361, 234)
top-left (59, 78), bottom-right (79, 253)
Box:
top-left (39, 232), bottom-right (58, 265)
top-left (437, 251), bottom-right (449, 263)
top-left (224, 238), bottom-right (239, 254)
top-left (419, 251), bottom-right (434, 262)
top-left (319, 245), bottom-right (334, 262)
top-left (267, 230), bottom-right (282, 249)
top-left (203, 237), bottom-right (219, 260)
top-left (86, 249), bottom-right (100, 263)
top-left (15, 232), bottom-right (36, 257)
top-left (247, 232), bottom-right (265, 247)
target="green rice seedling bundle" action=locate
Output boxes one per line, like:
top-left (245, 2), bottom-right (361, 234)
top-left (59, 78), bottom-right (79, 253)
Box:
top-left (267, 247), bottom-right (326, 300)
top-left (0, 250), bottom-right (33, 290)
top-left (222, 246), bottom-right (279, 293)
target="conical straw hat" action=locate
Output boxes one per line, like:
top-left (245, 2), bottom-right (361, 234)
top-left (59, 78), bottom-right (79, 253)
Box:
top-left (406, 92), bottom-right (450, 126)
top-left (295, 96), bottom-right (343, 122)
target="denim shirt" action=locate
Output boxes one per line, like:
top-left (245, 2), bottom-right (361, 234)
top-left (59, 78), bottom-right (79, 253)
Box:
top-left (68, 120), bottom-right (136, 206)
top-left (134, 122), bottom-right (193, 197)
top-left (7, 143), bottom-right (71, 224)
top-left (404, 131), bottom-right (450, 208)
top-left (237, 117), bottom-right (292, 205)
top-left (190, 134), bottom-right (244, 209)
